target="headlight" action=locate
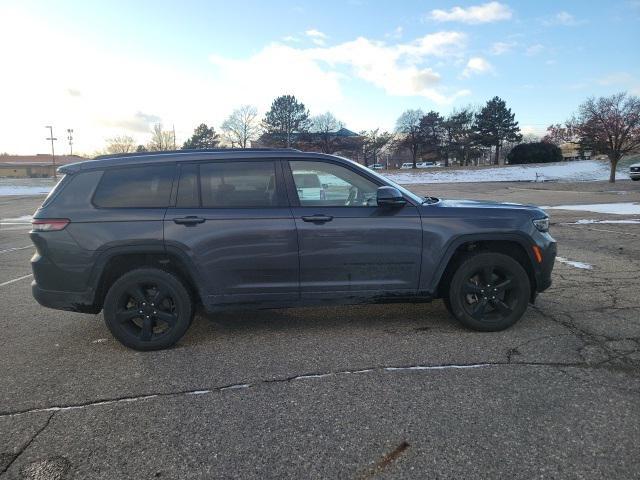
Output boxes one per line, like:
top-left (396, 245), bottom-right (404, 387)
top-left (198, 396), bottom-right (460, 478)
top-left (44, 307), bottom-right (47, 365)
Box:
top-left (532, 217), bottom-right (549, 232)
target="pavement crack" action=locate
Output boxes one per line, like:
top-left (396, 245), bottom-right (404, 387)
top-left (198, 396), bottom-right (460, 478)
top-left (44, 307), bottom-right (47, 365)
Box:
top-left (2, 361), bottom-right (637, 420)
top-left (0, 412), bottom-right (55, 476)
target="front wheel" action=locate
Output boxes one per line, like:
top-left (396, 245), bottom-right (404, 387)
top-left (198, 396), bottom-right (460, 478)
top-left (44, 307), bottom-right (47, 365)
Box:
top-left (447, 252), bottom-right (531, 331)
top-left (103, 268), bottom-right (193, 350)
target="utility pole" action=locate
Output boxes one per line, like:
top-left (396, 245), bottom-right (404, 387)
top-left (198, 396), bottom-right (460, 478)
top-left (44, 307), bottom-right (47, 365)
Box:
top-left (66, 128), bottom-right (74, 156)
top-left (45, 125), bottom-right (58, 180)
top-left (172, 124), bottom-right (176, 150)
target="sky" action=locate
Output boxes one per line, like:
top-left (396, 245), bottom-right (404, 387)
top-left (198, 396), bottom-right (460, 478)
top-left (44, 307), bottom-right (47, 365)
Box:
top-left (0, 0), bottom-right (638, 155)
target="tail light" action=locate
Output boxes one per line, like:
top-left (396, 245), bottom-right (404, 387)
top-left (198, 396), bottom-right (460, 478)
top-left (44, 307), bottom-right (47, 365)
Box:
top-left (31, 218), bottom-right (70, 232)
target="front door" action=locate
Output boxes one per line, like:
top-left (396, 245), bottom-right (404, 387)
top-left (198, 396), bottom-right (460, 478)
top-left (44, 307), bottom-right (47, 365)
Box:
top-left (285, 159), bottom-right (422, 300)
top-left (164, 160), bottom-right (299, 306)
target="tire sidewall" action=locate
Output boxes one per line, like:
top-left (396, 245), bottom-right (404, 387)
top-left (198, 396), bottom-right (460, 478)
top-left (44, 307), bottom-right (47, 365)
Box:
top-left (448, 252), bottom-right (530, 332)
top-left (103, 268), bottom-right (193, 350)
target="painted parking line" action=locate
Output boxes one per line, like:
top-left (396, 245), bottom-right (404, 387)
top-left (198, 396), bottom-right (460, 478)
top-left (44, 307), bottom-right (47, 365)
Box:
top-left (0, 274), bottom-right (33, 287)
top-left (0, 245), bottom-right (33, 254)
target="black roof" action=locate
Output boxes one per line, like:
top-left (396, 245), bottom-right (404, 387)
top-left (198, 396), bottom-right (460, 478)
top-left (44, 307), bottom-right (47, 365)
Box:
top-left (59, 148), bottom-right (343, 174)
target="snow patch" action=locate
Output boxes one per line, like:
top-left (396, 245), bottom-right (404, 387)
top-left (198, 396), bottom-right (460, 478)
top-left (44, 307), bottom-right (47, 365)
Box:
top-left (571, 219), bottom-right (640, 225)
top-left (385, 160), bottom-right (612, 184)
top-left (556, 256), bottom-right (593, 270)
top-left (543, 203), bottom-right (640, 215)
top-left (0, 215), bottom-right (32, 224)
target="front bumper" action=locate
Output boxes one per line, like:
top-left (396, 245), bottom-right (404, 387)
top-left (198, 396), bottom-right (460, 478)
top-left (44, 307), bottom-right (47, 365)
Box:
top-left (630, 172), bottom-right (640, 179)
top-left (32, 281), bottom-right (99, 313)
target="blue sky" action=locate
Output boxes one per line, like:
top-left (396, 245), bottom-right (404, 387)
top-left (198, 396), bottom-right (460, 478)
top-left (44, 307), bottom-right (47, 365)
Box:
top-left (0, 0), bottom-right (638, 153)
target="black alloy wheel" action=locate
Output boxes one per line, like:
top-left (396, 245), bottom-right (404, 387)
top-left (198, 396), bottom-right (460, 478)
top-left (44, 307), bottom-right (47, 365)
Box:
top-left (448, 252), bottom-right (530, 331)
top-left (104, 268), bottom-right (193, 350)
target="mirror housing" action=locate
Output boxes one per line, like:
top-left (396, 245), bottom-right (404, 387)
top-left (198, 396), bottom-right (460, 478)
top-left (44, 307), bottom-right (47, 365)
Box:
top-left (377, 186), bottom-right (406, 207)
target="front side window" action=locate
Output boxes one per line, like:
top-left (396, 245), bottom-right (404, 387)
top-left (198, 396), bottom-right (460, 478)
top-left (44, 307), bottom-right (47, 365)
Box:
top-left (199, 161), bottom-right (278, 208)
top-left (289, 161), bottom-right (378, 207)
top-left (93, 165), bottom-right (174, 208)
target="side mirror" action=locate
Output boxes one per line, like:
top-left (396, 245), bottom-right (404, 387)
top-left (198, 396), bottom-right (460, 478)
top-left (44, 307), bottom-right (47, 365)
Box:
top-left (377, 186), bottom-right (406, 207)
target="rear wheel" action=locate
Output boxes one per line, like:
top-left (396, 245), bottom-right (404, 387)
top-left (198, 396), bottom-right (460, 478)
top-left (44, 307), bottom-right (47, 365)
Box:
top-left (103, 268), bottom-right (193, 350)
top-left (447, 252), bottom-right (530, 331)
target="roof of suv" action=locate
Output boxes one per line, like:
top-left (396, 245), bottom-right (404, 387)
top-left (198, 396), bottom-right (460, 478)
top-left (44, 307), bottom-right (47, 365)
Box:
top-left (59, 148), bottom-right (343, 174)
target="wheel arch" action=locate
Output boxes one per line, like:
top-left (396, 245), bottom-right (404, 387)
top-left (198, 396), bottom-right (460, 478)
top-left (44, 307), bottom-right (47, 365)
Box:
top-left (89, 245), bottom-right (206, 309)
top-left (432, 233), bottom-right (538, 301)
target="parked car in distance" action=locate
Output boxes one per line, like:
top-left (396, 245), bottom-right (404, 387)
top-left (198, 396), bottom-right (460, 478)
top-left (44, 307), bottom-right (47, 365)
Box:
top-left (629, 162), bottom-right (640, 181)
top-left (30, 148), bottom-right (556, 350)
top-left (370, 163), bottom-right (384, 170)
top-left (400, 162), bottom-right (414, 169)
top-left (416, 162), bottom-right (438, 168)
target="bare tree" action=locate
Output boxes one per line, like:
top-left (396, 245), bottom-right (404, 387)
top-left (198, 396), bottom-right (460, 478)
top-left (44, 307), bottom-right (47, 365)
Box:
top-left (361, 129), bottom-right (392, 167)
top-left (571, 92), bottom-right (640, 182)
top-left (309, 112), bottom-right (344, 154)
top-left (147, 123), bottom-right (174, 151)
top-left (105, 135), bottom-right (136, 154)
top-left (395, 109), bottom-right (424, 168)
top-left (221, 105), bottom-right (261, 148)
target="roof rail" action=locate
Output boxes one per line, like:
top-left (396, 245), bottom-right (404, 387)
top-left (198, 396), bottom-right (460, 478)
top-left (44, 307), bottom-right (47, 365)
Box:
top-left (93, 148), bottom-right (300, 160)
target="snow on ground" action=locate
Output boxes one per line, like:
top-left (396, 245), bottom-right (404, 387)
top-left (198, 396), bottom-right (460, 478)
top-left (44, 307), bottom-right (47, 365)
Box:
top-left (556, 256), bottom-right (593, 270)
top-left (385, 160), bottom-right (612, 184)
top-left (570, 218), bottom-right (640, 225)
top-left (0, 178), bottom-right (57, 196)
top-left (543, 203), bottom-right (640, 215)
top-left (0, 215), bottom-right (32, 224)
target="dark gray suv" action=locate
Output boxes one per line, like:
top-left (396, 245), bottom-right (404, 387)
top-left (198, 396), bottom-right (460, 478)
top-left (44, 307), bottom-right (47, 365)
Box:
top-left (30, 149), bottom-right (556, 350)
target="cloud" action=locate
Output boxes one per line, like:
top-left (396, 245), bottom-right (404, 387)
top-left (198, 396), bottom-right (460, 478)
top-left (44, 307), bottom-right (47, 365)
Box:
top-left (305, 29), bottom-right (327, 45)
top-left (597, 72), bottom-right (634, 86)
top-left (282, 35), bottom-right (300, 43)
top-left (462, 57), bottom-right (494, 77)
top-left (491, 41), bottom-right (516, 55)
top-left (101, 111), bottom-right (162, 132)
top-left (428, 2), bottom-right (512, 24)
top-left (526, 44), bottom-right (544, 56)
top-left (211, 31), bottom-right (470, 105)
top-left (543, 11), bottom-right (585, 26)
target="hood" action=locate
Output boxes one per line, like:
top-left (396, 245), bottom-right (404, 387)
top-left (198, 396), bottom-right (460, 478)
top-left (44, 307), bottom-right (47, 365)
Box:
top-left (433, 199), bottom-right (547, 217)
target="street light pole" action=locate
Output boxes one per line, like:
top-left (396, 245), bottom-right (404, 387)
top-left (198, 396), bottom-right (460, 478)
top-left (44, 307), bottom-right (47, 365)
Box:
top-left (45, 125), bottom-right (58, 180)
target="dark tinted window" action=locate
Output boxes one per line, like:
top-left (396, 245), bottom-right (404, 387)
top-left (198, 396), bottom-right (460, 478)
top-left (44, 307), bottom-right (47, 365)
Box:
top-left (93, 165), bottom-right (174, 208)
top-left (200, 162), bottom-right (278, 208)
top-left (176, 164), bottom-right (199, 208)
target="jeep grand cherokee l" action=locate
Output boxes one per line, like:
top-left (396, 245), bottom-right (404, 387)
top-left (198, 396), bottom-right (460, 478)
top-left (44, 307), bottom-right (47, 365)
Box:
top-left (30, 149), bottom-right (556, 350)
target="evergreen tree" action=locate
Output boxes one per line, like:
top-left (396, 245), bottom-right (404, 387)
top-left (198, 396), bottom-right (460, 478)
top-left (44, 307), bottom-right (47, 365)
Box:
top-left (475, 97), bottom-right (522, 165)
top-left (182, 123), bottom-right (220, 149)
top-left (262, 95), bottom-right (310, 147)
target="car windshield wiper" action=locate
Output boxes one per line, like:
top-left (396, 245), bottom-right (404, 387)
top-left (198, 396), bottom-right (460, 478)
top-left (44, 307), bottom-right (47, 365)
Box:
top-left (422, 196), bottom-right (439, 204)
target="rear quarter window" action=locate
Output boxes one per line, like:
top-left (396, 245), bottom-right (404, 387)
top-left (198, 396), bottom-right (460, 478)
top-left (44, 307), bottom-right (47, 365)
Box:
top-left (93, 164), bottom-right (175, 208)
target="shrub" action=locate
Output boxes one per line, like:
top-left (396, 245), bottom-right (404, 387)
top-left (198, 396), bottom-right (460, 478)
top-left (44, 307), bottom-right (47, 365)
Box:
top-left (507, 142), bottom-right (563, 164)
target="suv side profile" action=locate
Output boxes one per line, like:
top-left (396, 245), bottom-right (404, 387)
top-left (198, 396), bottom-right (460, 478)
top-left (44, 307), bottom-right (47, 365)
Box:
top-left (31, 149), bottom-right (556, 350)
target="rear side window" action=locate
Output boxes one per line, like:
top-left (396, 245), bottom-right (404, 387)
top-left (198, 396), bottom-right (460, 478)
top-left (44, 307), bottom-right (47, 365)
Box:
top-left (199, 162), bottom-right (278, 208)
top-left (93, 165), bottom-right (174, 208)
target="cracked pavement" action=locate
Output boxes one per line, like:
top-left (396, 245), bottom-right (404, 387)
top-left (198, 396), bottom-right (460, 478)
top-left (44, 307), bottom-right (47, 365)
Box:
top-left (1, 181), bottom-right (639, 479)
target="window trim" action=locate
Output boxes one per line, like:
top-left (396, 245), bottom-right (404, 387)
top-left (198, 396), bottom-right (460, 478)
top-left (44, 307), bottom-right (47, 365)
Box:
top-left (172, 159), bottom-right (288, 209)
top-left (91, 163), bottom-right (177, 210)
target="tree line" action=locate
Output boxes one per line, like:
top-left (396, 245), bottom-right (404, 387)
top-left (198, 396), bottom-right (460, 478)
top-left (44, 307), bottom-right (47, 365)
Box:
top-left (103, 91), bottom-right (640, 182)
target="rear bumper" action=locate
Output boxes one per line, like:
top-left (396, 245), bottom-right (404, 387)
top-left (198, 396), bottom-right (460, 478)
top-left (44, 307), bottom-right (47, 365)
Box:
top-left (32, 281), bottom-right (99, 313)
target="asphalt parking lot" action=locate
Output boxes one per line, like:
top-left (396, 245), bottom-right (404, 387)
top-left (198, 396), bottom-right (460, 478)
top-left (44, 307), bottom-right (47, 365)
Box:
top-left (1, 180), bottom-right (639, 479)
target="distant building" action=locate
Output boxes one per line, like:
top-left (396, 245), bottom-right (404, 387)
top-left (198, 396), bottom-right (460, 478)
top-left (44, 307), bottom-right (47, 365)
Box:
top-left (559, 142), bottom-right (591, 161)
top-left (0, 154), bottom-right (85, 178)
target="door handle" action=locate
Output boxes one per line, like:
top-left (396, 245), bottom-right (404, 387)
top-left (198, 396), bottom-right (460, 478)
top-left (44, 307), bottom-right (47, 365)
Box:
top-left (173, 216), bottom-right (205, 226)
top-left (301, 214), bottom-right (333, 223)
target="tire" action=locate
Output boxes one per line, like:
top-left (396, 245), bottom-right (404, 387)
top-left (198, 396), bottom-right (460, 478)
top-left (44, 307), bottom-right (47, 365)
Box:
top-left (632, 177), bottom-right (640, 181)
top-left (103, 268), bottom-right (193, 350)
top-left (447, 252), bottom-right (530, 332)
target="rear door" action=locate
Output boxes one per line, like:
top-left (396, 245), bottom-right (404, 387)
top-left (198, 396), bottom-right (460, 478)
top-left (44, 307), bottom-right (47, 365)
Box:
top-left (285, 159), bottom-right (423, 300)
top-left (164, 159), bottom-right (299, 306)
